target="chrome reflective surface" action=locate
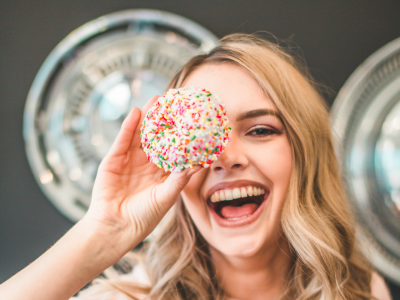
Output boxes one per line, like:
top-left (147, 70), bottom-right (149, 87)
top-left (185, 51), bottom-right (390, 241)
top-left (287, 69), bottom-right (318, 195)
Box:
top-left (23, 9), bottom-right (218, 222)
top-left (331, 38), bottom-right (400, 284)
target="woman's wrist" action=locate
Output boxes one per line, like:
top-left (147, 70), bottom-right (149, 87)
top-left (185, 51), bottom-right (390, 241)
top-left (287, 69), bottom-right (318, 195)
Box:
top-left (76, 216), bottom-right (140, 263)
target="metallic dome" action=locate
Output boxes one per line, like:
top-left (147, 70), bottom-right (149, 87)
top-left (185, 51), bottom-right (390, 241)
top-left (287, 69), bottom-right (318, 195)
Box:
top-left (331, 37), bottom-right (400, 284)
top-left (23, 9), bottom-right (218, 222)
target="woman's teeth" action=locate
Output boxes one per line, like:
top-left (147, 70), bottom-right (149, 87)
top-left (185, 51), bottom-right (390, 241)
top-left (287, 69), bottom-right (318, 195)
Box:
top-left (210, 186), bottom-right (266, 203)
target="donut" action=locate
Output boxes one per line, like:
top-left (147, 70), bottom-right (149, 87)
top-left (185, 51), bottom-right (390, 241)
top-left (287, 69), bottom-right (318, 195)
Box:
top-left (140, 86), bottom-right (231, 172)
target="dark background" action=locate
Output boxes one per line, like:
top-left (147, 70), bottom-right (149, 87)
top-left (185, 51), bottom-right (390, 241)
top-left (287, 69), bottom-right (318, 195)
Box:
top-left (1, 0), bottom-right (400, 297)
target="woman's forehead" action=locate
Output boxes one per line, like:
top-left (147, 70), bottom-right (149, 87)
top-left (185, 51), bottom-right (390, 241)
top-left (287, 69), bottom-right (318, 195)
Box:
top-left (182, 63), bottom-right (275, 115)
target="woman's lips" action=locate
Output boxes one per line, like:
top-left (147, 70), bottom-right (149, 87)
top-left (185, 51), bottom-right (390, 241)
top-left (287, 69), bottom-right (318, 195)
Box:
top-left (207, 192), bottom-right (269, 228)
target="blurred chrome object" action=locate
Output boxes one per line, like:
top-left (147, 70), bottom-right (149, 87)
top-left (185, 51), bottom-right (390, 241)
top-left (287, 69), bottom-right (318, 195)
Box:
top-left (331, 38), bottom-right (400, 283)
top-left (23, 10), bottom-right (218, 222)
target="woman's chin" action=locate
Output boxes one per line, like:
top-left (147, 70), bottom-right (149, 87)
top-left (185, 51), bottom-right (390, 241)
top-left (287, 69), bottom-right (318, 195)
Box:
top-left (210, 235), bottom-right (266, 258)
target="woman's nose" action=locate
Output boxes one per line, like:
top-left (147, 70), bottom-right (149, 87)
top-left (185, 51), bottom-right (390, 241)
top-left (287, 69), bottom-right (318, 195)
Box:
top-left (211, 134), bottom-right (249, 172)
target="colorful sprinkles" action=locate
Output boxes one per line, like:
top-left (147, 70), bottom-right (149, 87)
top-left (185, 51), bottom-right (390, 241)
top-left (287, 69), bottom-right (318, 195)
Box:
top-left (140, 86), bottom-right (231, 172)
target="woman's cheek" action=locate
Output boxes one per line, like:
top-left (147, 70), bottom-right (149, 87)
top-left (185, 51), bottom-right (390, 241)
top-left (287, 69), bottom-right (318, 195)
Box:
top-left (265, 139), bottom-right (293, 210)
top-left (261, 137), bottom-right (292, 175)
top-left (274, 138), bottom-right (292, 181)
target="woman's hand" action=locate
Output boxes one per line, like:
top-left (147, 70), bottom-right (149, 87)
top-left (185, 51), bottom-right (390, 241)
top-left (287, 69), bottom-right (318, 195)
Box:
top-left (0, 96), bottom-right (201, 300)
top-left (84, 96), bottom-right (201, 250)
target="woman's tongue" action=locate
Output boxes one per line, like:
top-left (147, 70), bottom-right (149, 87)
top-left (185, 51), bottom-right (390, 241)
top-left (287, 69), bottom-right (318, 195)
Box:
top-left (220, 203), bottom-right (258, 219)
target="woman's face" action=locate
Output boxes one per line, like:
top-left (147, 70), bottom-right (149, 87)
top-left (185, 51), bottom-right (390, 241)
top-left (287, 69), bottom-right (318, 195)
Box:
top-left (181, 63), bottom-right (292, 258)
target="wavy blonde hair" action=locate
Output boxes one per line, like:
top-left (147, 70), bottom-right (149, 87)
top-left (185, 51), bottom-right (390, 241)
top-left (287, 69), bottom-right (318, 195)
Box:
top-left (77, 33), bottom-right (373, 300)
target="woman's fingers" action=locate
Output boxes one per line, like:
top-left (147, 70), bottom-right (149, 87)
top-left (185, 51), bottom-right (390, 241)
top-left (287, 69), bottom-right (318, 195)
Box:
top-left (106, 95), bottom-right (159, 157)
top-left (107, 107), bottom-right (141, 157)
top-left (131, 95), bottom-right (160, 149)
top-left (156, 166), bottom-right (202, 208)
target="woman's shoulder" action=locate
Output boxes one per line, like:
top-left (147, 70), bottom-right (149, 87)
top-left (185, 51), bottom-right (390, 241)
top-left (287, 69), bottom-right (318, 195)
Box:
top-left (71, 264), bottom-right (151, 300)
top-left (371, 272), bottom-right (392, 300)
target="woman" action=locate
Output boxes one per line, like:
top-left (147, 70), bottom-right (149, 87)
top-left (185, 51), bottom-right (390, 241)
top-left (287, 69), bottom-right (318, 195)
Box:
top-left (0, 34), bottom-right (392, 300)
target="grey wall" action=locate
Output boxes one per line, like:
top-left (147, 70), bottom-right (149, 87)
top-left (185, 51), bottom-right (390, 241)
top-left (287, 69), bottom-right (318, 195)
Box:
top-left (1, 0), bottom-right (400, 297)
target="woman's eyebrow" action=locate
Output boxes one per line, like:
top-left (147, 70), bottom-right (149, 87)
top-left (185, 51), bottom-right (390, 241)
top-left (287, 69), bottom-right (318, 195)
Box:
top-left (236, 109), bottom-right (282, 121)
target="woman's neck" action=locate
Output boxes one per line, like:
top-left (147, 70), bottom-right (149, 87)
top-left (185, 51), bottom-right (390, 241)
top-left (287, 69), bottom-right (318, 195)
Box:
top-left (210, 237), bottom-right (292, 300)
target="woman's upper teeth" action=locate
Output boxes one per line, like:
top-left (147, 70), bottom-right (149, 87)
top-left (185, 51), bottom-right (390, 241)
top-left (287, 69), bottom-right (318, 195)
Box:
top-left (210, 186), bottom-right (266, 203)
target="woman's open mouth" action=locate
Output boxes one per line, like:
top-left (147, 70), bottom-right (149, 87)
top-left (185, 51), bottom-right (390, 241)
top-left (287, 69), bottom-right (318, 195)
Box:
top-left (207, 186), bottom-right (268, 226)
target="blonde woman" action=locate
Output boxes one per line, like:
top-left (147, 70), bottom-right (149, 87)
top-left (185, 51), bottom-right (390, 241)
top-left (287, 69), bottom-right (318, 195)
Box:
top-left (0, 34), bottom-right (392, 300)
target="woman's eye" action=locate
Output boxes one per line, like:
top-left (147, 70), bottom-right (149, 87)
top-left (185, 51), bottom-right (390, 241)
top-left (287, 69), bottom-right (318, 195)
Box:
top-left (246, 127), bottom-right (278, 137)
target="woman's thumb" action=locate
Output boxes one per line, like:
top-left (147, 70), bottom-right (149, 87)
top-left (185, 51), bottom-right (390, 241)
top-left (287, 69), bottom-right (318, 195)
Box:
top-left (156, 166), bottom-right (202, 206)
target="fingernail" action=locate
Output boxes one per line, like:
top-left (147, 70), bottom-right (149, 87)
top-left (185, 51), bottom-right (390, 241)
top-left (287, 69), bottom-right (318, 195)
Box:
top-left (186, 165), bottom-right (202, 178)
